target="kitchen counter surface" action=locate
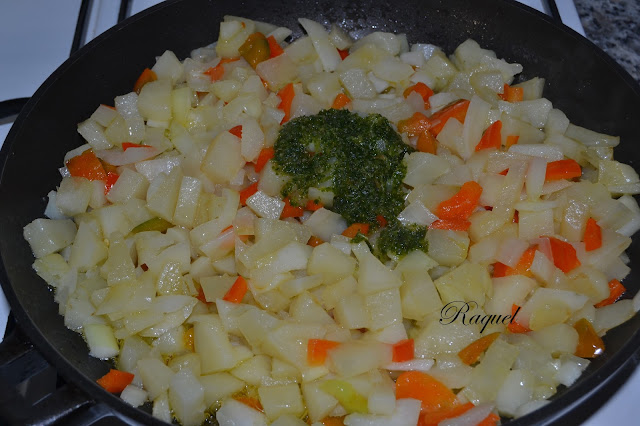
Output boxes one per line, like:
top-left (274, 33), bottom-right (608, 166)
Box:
top-left (574, 0), bottom-right (640, 81)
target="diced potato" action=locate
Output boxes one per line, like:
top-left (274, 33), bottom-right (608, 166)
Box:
top-left (193, 314), bottom-right (237, 374)
top-left (302, 381), bottom-right (339, 422)
top-left (352, 242), bottom-right (402, 295)
top-left (24, 218), bottom-right (77, 258)
top-left (146, 167), bottom-right (183, 222)
top-left (56, 177), bottom-right (93, 217)
top-left (232, 355), bottom-right (272, 386)
top-left (364, 289), bottom-right (403, 331)
top-left (434, 262), bottom-right (492, 306)
top-left (427, 229), bottom-right (470, 267)
top-left (308, 243), bottom-right (356, 284)
top-left (400, 269), bottom-right (442, 320)
top-left (137, 358), bottom-right (175, 399)
top-left (461, 338), bottom-right (519, 404)
top-left (83, 323), bottom-right (119, 359)
top-left (530, 323), bottom-right (579, 355)
top-left (258, 384), bottom-right (304, 420)
top-left (169, 369), bottom-right (206, 426)
top-left (200, 373), bottom-right (245, 408)
top-left (201, 131), bottom-right (246, 184)
top-left (328, 341), bottom-right (392, 377)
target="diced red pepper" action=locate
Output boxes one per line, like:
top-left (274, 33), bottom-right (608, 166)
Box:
top-left (239, 182), bottom-right (259, 206)
top-left (133, 68), bottom-right (157, 94)
top-left (392, 339), bottom-right (414, 362)
top-left (435, 181), bottom-right (483, 220)
top-left (254, 147), bottom-right (275, 173)
top-left (228, 125), bottom-right (243, 138)
top-left (475, 120), bottom-right (502, 151)
top-left (281, 197), bottom-right (305, 218)
top-left (595, 279), bottom-right (626, 308)
top-left (308, 339), bottom-right (341, 366)
top-left (66, 149), bottom-right (107, 181)
top-left (223, 276), bottom-right (248, 304)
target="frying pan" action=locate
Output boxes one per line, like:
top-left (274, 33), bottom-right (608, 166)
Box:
top-left (1, 0), bottom-right (639, 424)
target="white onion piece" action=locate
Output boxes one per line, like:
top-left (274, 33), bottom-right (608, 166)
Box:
top-left (344, 399), bottom-right (421, 426)
top-left (385, 358), bottom-right (434, 372)
top-left (298, 18), bottom-right (341, 72)
top-left (135, 156), bottom-right (182, 181)
top-left (398, 201), bottom-right (438, 227)
top-left (525, 156), bottom-right (547, 200)
top-left (439, 403), bottom-right (495, 426)
top-left (120, 385), bottom-right (148, 407)
top-left (530, 237), bottom-right (553, 261)
top-left (509, 144), bottom-right (564, 161)
top-left (96, 146), bottom-right (159, 166)
top-left (217, 398), bottom-right (268, 426)
top-left (496, 238), bottom-right (528, 268)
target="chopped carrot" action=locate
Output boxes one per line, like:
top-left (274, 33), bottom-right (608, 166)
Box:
top-left (397, 112), bottom-right (431, 137)
top-left (306, 199), bottom-right (323, 211)
top-left (492, 245), bottom-right (536, 278)
top-left (584, 217), bottom-right (602, 251)
top-left (426, 99), bottom-right (471, 136)
top-left (338, 49), bottom-right (349, 60)
top-left (545, 159), bottom-right (582, 181)
top-left (513, 210), bottom-right (519, 224)
top-left (239, 182), bottom-right (259, 206)
top-left (307, 236), bottom-right (324, 247)
top-left (395, 371), bottom-right (458, 412)
top-left (100, 158), bottom-right (118, 174)
top-left (331, 93), bottom-right (351, 109)
top-left (66, 149), bottom-right (107, 181)
top-left (458, 332), bottom-right (500, 365)
top-left (428, 219), bottom-right (471, 231)
top-left (104, 172), bottom-right (120, 195)
top-left (435, 181), bottom-right (483, 220)
top-left (595, 279), bottom-right (626, 308)
top-left (266, 35), bottom-right (284, 58)
top-left (498, 168), bottom-right (509, 176)
top-left (133, 68), bottom-right (157, 94)
top-left (478, 412), bottom-right (501, 426)
top-left (419, 402), bottom-right (475, 426)
top-left (403, 82), bottom-right (434, 109)
top-left (573, 318), bottom-right (605, 358)
top-left (96, 369), bottom-right (135, 393)
top-left (234, 396), bottom-right (264, 412)
top-left (392, 339), bottom-right (414, 362)
top-left (254, 147), bottom-right (275, 173)
top-left (121, 142), bottom-right (151, 151)
top-left (184, 326), bottom-right (194, 351)
top-left (475, 120), bottom-right (502, 151)
top-left (342, 223), bottom-right (370, 238)
top-left (228, 125), bottom-right (243, 138)
top-left (506, 135), bottom-right (519, 148)
top-left (498, 83), bottom-right (523, 103)
top-left (101, 104), bottom-right (116, 110)
top-left (508, 304), bottom-right (531, 334)
top-left (376, 215), bottom-right (388, 228)
top-left (416, 130), bottom-right (438, 154)
top-left (548, 236), bottom-right (581, 273)
top-left (308, 339), bottom-right (341, 366)
top-left (223, 276), bottom-right (248, 304)
top-left (281, 197), bottom-right (304, 218)
top-left (239, 32), bottom-right (270, 68)
top-left (277, 83), bottom-right (295, 124)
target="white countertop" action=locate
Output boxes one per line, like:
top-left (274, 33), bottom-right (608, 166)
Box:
top-left (0, 1), bottom-right (635, 425)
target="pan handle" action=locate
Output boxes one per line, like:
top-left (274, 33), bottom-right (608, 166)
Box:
top-left (0, 318), bottom-right (98, 425)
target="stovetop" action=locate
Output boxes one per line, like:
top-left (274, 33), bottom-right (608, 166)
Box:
top-left (0, 1), bottom-right (637, 425)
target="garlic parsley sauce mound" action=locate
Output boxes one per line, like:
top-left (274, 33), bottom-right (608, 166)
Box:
top-left (22, 14), bottom-right (640, 426)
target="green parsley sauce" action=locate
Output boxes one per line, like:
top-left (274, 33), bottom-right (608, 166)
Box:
top-left (273, 108), bottom-right (428, 258)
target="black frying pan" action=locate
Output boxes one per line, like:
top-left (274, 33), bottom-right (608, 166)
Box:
top-left (1, 0), bottom-right (639, 424)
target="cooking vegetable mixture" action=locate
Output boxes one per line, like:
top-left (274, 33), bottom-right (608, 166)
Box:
top-left (23, 14), bottom-right (640, 426)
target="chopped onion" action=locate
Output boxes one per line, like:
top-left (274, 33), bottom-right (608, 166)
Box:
top-left (96, 146), bottom-right (160, 166)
